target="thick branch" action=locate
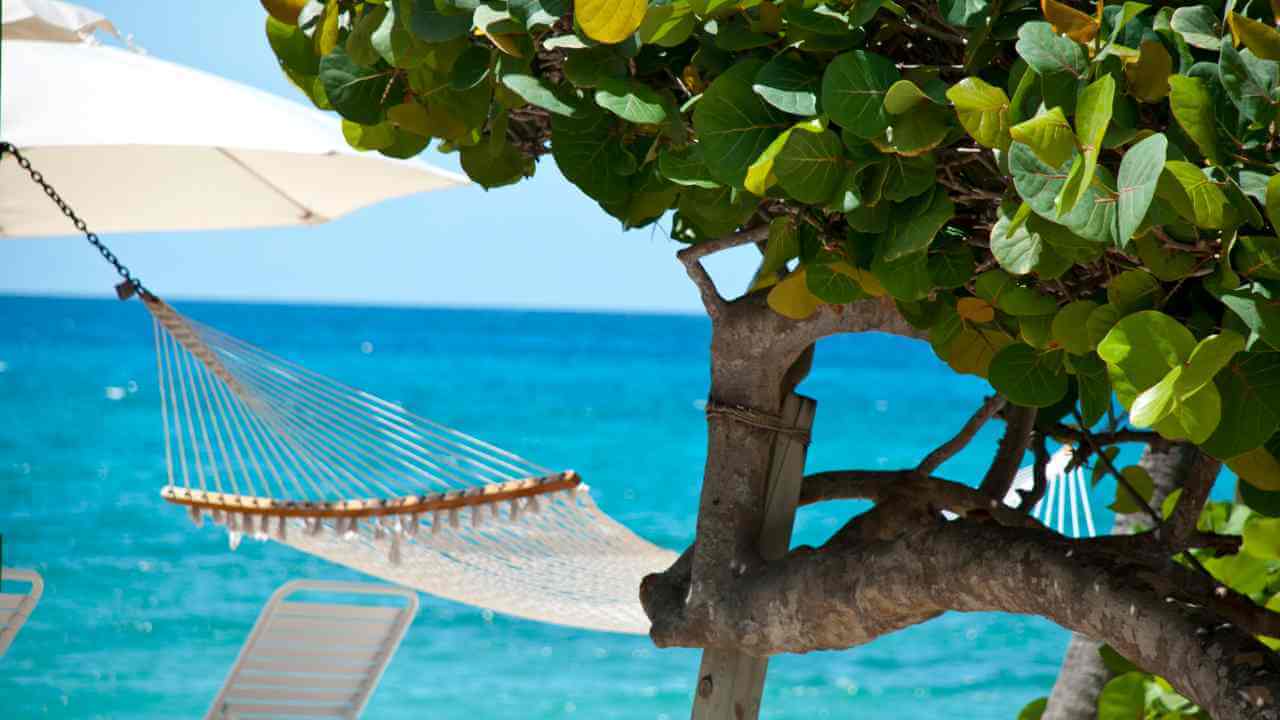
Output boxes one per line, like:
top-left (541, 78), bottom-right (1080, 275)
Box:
top-left (917, 395), bottom-right (1006, 476)
top-left (647, 521), bottom-right (1280, 720)
top-left (979, 404), bottom-right (1037, 499)
top-left (798, 470), bottom-right (1046, 532)
top-left (676, 226), bottom-right (770, 318)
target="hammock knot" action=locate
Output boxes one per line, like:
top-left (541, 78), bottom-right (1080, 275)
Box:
top-left (704, 399), bottom-right (812, 446)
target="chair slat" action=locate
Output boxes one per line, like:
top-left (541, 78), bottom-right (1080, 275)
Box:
top-left (275, 602), bottom-right (402, 622)
top-left (229, 672), bottom-right (368, 693)
top-left (218, 701), bottom-right (350, 718)
top-left (224, 685), bottom-right (357, 703)
top-left (240, 657), bottom-right (374, 674)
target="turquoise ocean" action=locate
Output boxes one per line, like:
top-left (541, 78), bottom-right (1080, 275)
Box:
top-left (1, 294), bottom-right (1130, 718)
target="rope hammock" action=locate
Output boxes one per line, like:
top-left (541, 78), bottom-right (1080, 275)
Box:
top-left (146, 295), bottom-right (678, 634)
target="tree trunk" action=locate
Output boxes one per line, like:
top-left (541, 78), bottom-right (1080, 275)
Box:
top-left (1042, 441), bottom-right (1207, 720)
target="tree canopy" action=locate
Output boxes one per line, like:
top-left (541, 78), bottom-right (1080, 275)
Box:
top-left (260, 0), bottom-right (1280, 717)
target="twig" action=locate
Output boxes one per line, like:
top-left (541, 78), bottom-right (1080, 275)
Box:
top-left (979, 404), bottom-right (1037, 499)
top-left (917, 395), bottom-right (1006, 476)
top-left (1161, 451), bottom-right (1221, 548)
top-left (1072, 410), bottom-right (1163, 526)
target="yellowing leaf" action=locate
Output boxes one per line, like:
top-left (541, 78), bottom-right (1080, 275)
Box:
top-left (1124, 39), bottom-right (1172, 103)
top-left (946, 77), bottom-right (1012, 150)
top-left (957, 297), bottom-right (996, 323)
top-left (576, 0), bottom-right (647, 44)
top-left (767, 269), bottom-right (822, 319)
top-left (1228, 445), bottom-right (1280, 491)
top-left (831, 262), bottom-right (887, 297)
top-left (261, 0), bottom-right (307, 25)
top-left (314, 0), bottom-right (340, 56)
top-left (1229, 12), bottom-right (1280, 61)
top-left (1010, 107), bottom-right (1076, 167)
top-left (1041, 0), bottom-right (1100, 44)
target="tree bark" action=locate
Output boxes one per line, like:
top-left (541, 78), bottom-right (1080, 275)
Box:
top-left (1042, 441), bottom-right (1215, 720)
top-left (651, 518), bottom-right (1279, 720)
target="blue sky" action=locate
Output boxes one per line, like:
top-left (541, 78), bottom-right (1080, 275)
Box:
top-left (0, 2), bottom-right (758, 312)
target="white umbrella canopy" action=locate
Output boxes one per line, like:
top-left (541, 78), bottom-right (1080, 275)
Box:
top-left (1, 0), bottom-right (120, 43)
top-left (0, 39), bottom-right (467, 237)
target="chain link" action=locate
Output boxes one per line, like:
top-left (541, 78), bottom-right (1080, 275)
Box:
top-left (0, 141), bottom-right (147, 297)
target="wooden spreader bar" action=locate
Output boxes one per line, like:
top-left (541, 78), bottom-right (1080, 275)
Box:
top-left (160, 471), bottom-right (581, 519)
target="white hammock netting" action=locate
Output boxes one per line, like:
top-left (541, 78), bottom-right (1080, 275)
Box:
top-left (145, 296), bottom-right (678, 635)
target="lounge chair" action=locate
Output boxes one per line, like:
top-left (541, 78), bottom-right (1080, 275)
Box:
top-left (0, 568), bottom-right (44, 658)
top-left (206, 579), bottom-right (419, 719)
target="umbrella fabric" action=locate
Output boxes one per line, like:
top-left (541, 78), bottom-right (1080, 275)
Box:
top-left (0, 40), bottom-right (467, 237)
top-left (1, 0), bottom-right (119, 43)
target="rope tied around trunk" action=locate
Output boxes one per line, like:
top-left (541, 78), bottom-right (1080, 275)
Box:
top-left (704, 399), bottom-right (811, 446)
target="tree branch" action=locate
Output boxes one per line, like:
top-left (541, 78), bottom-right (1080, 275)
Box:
top-left (798, 470), bottom-right (1046, 532)
top-left (1044, 422), bottom-right (1159, 446)
top-left (676, 226), bottom-right (770, 319)
top-left (979, 404), bottom-right (1037, 499)
top-left (1161, 450), bottom-right (1222, 548)
top-left (646, 521), bottom-right (1280, 720)
top-left (1015, 431), bottom-right (1051, 511)
top-left (917, 395), bottom-right (1006, 476)
top-left (1072, 410), bottom-right (1164, 526)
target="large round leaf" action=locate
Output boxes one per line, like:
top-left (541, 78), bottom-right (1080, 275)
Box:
top-left (774, 128), bottom-right (846, 204)
top-left (575, 0), bottom-right (645, 43)
top-left (821, 50), bottom-right (899, 139)
top-left (989, 343), bottom-right (1070, 407)
top-left (320, 47), bottom-right (394, 125)
top-left (693, 60), bottom-right (792, 188)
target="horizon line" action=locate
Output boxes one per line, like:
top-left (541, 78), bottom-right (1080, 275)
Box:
top-left (0, 290), bottom-right (708, 319)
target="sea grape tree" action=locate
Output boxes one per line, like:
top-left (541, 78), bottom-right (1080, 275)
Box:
top-left (260, 0), bottom-right (1280, 717)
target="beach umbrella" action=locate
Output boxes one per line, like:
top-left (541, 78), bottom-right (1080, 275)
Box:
top-left (0, 34), bottom-right (466, 237)
top-left (2, 0), bottom-right (119, 43)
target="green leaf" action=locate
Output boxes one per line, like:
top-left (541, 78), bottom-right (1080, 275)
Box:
top-left (345, 5), bottom-right (387, 68)
top-left (1109, 467), bottom-right (1155, 514)
top-left (1052, 300), bottom-right (1100, 354)
top-left (1107, 269), bottom-right (1163, 313)
top-left (989, 343), bottom-right (1070, 407)
top-left (880, 104), bottom-right (952, 156)
top-left (1130, 365), bottom-right (1180, 427)
top-left (1219, 39), bottom-right (1280, 124)
top-left (1161, 161), bottom-right (1233, 229)
top-left (341, 119), bottom-right (396, 150)
top-left (694, 60), bottom-right (792, 187)
top-left (1222, 283), bottom-right (1280, 349)
top-left (1237, 235), bottom-right (1280, 281)
top-left (750, 217), bottom-right (801, 290)
top-left (450, 45), bottom-right (492, 90)
top-left (1098, 645), bottom-right (1138, 676)
top-left (678, 185), bottom-right (758, 238)
top-left (503, 74), bottom-right (580, 117)
top-left (266, 15), bottom-right (320, 76)
top-left (460, 139), bottom-right (531, 188)
top-left (1168, 75), bottom-right (1222, 165)
top-left (320, 46), bottom-right (393, 125)
top-left (658, 146), bottom-right (719, 189)
top-left (774, 128), bottom-right (847, 204)
top-left (1086, 303), bottom-right (1124, 350)
top-left (929, 244), bottom-right (975, 289)
top-left (1098, 310), bottom-right (1197, 408)
top-left (753, 53), bottom-right (822, 116)
top-left (975, 269), bottom-right (1060, 316)
top-left (990, 206), bottom-right (1044, 275)
top-left (1176, 331), bottom-right (1247, 399)
top-left (1116, 133), bottom-right (1167, 246)
top-left (550, 105), bottom-right (633, 213)
top-left (639, 2), bottom-right (696, 46)
top-left (1169, 5), bottom-right (1222, 51)
top-left (1009, 143), bottom-right (1119, 246)
top-left (806, 262), bottom-right (868, 304)
top-left (1056, 75), bottom-right (1115, 217)
top-left (397, 0), bottom-right (472, 42)
top-left (946, 77), bottom-right (1012, 150)
top-left (1243, 517), bottom-right (1280, 559)
top-left (879, 188), bottom-right (955, 261)
top-left (938, 0), bottom-right (990, 28)
top-left (595, 77), bottom-right (667, 124)
top-left (1009, 107), bottom-right (1076, 168)
top-left (884, 80), bottom-right (932, 114)
top-left (1075, 352), bottom-right (1113, 425)
top-left (881, 155), bottom-right (936, 202)
top-left (821, 50), bottom-right (900, 139)
top-left (1016, 22), bottom-right (1087, 79)
top-left (873, 247), bottom-right (934, 302)
top-left (1016, 697), bottom-right (1047, 720)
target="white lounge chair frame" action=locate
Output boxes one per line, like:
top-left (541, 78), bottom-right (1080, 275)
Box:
top-left (0, 568), bottom-right (44, 658)
top-left (207, 580), bottom-right (419, 719)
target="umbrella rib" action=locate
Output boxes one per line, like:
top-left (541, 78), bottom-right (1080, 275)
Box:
top-left (215, 147), bottom-right (325, 224)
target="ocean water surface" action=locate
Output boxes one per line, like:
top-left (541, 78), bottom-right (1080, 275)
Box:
top-left (1, 295), bottom-right (1114, 718)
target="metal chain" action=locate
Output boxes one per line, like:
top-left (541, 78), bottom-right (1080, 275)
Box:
top-left (0, 141), bottom-right (148, 298)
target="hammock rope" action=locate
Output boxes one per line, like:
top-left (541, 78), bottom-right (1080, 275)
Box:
top-left (146, 294), bottom-right (678, 634)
